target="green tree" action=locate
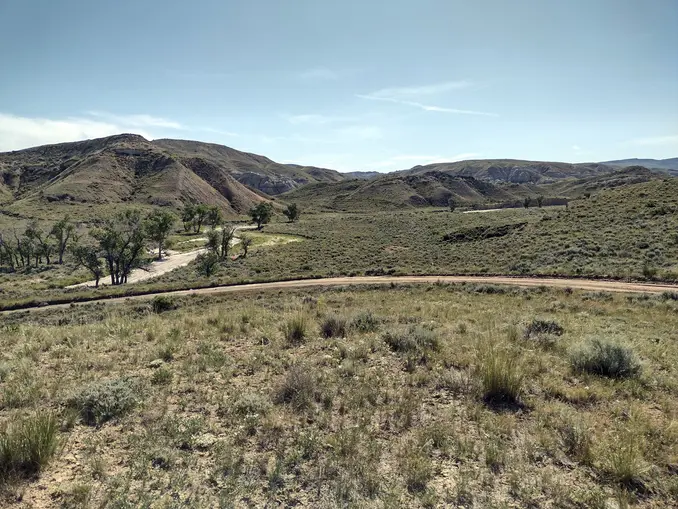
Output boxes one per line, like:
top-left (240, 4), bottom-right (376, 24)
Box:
top-left (536, 195), bottom-right (544, 208)
top-left (195, 252), bottom-right (219, 277)
top-left (240, 235), bottom-right (252, 257)
top-left (93, 210), bottom-right (147, 285)
top-left (249, 202), bottom-right (274, 230)
top-left (523, 197), bottom-right (531, 209)
top-left (145, 210), bottom-right (175, 260)
top-left (207, 206), bottom-right (223, 230)
top-left (448, 198), bottom-right (456, 212)
top-left (181, 204), bottom-right (196, 232)
top-left (206, 224), bottom-right (237, 260)
top-left (0, 233), bottom-right (17, 271)
top-left (282, 203), bottom-right (300, 223)
top-left (193, 204), bottom-right (210, 233)
top-left (72, 245), bottom-right (104, 288)
top-left (50, 215), bottom-right (76, 264)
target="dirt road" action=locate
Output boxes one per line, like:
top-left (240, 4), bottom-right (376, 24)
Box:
top-left (11, 275), bottom-right (678, 315)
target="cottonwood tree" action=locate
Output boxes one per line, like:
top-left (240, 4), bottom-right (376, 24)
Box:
top-left (193, 204), bottom-right (210, 233)
top-left (182, 204), bottom-right (196, 232)
top-left (50, 216), bottom-right (76, 264)
top-left (240, 235), bottom-right (252, 257)
top-left (207, 206), bottom-right (223, 230)
top-left (0, 233), bottom-right (16, 271)
top-left (448, 198), bottom-right (456, 212)
top-left (25, 221), bottom-right (55, 265)
top-left (523, 197), bottom-right (531, 209)
top-left (249, 202), bottom-right (273, 230)
top-left (93, 210), bottom-right (147, 285)
top-left (537, 195), bottom-right (544, 208)
top-left (72, 245), bottom-right (104, 288)
top-left (283, 203), bottom-right (300, 223)
top-left (195, 252), bottom-right (219, 277)
top-left (206, 224), bottom-right (237, 260)
top-left (145, 209), bottom-right (175, 260)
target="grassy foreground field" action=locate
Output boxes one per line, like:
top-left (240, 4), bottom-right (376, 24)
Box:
top-left (1, 284), bottom-right (677, 507)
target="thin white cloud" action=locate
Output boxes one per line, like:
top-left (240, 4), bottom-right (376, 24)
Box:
top-left (356, 95), bottom-right (498, 117)
top-left (0, 112), bottom-right (153, 151)
top-left (370, 80), bottom-right (473, 98)
top-left (296, 67), bottom-right (341, 81)
top-left (572, 144), bottom-right (582, 151)
top-left (87, 111), bottom-right (183, 129)
top-left (628, 134), bottom-right (678, 147)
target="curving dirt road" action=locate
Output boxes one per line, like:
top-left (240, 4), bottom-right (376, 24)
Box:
top-left (7, 275), bottom-right (678, 315)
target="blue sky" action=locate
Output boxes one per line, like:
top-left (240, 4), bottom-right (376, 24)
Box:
top-left (0, 0), bottom-right (676, 171)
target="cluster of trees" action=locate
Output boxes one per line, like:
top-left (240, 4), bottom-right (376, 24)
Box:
top-left (182, 204), bottom-right (222, 233)
top-left (73, 209), bottom-right (176, 287)
top-left (0, 217), bottom-right (76, 270)
top-left (2, 199), bottom-right (303, 285)
top-left (248, 202), bottom-right (299, 229)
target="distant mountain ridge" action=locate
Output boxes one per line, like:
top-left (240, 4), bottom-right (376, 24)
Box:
top-left (400, 159), bottom-right (617, 183)
top-left (599, 157), bottom-right (678, 173)
top-left (1, 134), bottom-right (674, 217)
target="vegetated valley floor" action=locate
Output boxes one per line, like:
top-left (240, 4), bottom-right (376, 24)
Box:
top-left (1, 177), bottom-right (677, 311)
top-left (1, 284), bottom-right (677, 507)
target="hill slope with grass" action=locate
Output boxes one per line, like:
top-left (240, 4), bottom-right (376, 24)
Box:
top-left (0, 134), bottom-right (271, 219)
top-left (0, 135), bottom-right (351, 221)
top-left (600, 157), bottom-right (678, 174)
top-left (282, 171), bottom-right (535, 211)
top-left (283, 167), bottom-right (665, 212)
top-left (151, 139), bottom-right (345, 194)
top-left (401, 158), bottom-right (616, 183)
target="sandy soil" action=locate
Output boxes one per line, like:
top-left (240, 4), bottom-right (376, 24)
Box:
top-left (15, 275), bottom-right (678, 315)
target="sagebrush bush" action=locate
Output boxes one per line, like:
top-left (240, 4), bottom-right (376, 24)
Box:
top-left (282, 313), bottom-right (309, 345)
top-left (232, 392), bottom-right (271, 416)
top-left (0, 413), bottom-right (60, 480)
top-left (68, 377), bottom-right (143, 425)
top-left (383, 325), bottom-right (440, 354)
top-left (349, 311), bottom-right (381, 333)
top-left (151, 296), bottom-right (177, 314)
top-left (477, 345), bottom-right (523, 404)
top-left (571, 339), bottom-right (641, 379)
top-left (275, 364), bottom-right (316, 410)
top-left (320, 314), bottom-right (347, 338)
top-left (523, 319), bottom-right (564, 339)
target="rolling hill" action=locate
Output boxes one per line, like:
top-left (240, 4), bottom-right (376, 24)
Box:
top-left (283, 166), bottom-right (666, 212)
top-left (282, 171), bottom-right (536, 211)
top-left (152, 139), bottom-right (345, 194)
top-left (401, 159), bottom-right (616, 183)
top-left (600, 157), bottom-right (678, 174)
top-left (0, 134), bottom-right (271, 218)
top-left (0, 135), bottom-right (350, 220)
top-left (2, 134), bottom-right (673, 219)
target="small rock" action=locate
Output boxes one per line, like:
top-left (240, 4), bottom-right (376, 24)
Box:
top-left (148, 359), bottom-right (164, 369)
